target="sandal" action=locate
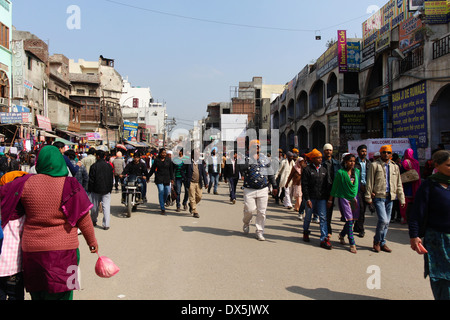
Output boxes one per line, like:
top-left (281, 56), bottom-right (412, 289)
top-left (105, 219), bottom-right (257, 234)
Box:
top-left (350, 245), bottom-right (357, 254)
top-left (338, 235), bottom-right (346, 245)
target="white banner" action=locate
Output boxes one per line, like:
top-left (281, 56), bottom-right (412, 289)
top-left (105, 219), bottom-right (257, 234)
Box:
top-left (348, 138), bottom-right (411, 159)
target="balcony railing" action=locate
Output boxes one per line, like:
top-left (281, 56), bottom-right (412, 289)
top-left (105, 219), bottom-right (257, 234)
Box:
top-left (400, 47), bottom-right (424, 73)
top-left (433, 34), bottom-right (450, 60)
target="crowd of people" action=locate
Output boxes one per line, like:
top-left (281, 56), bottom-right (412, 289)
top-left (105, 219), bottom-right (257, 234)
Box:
top-left (0, 139), bottom-right (448, 300)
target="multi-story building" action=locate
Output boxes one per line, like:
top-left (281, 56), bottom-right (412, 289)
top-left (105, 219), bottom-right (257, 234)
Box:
top-left (48, 54), bottom-right (82, 139)
top-left (0, 0), bottom-right (11, 112)
top-left (69, 56), bottom-right (123, 146)
top-left (359, 0), bottom-right (450, 162)
top-left (271, 37), bottom-right (362, 154)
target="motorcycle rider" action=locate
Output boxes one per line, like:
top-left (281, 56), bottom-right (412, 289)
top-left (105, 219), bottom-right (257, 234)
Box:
top-left (120, 152), bottom-right (148, 202)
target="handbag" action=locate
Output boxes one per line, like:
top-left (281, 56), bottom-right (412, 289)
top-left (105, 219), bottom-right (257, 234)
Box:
top-left (401, 169), bottom-right (419, 184)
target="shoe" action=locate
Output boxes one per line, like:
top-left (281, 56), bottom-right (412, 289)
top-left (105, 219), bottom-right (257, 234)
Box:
top-left (287, 206), bottom-right (293, 210)
top-left (256, 233), bottom-right (265, 241)
top-left (161, 210), bottom-right (166, 215)
top-left (232, 199), bottom-right (236, 204)
top-left (350, 245), bottom-right (357, 254)
top-left (303, 231), bottom-right (310, 242)
top-left (313, 217), bottom-right (320, 223)
top-left (214, 191), bottom-right (218, 195)
top-left (373, 242), bottom-right (381, 253)
top-left (338, 235), bottom-right (346, 245)
top-left (188, 203), bottom-right (192, 214)
top-left (103, 226), bottom-right (110, 231)
top-left (176, 207), bottom-right (181, 212)
top-left (193, 212), bottom-right (199, 218)
top-left (381, 244), bottom-right (392, 253)
top-left (243, 224), bottom-right (249, 234)
top-left (357, 231), bottom-right (365, 238)
top-left (183, 204), bottom-right (188, 211)
top-left (298, 214), bottom-right (303, 221)
top-left (320, 240), bottom-right (332, 250)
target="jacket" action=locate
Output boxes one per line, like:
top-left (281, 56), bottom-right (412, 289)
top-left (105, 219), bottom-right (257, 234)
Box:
top-left (365, 158), bottom-right (405, 204)
top-left (112, 157), bottom-right (125, 176)
top-left (184, 162), bottom-right (208, 189)
top-left (355, 157), bottom-right (371, 187)
top-left (301, 163), bottom-right (332, 201)
top-left (81, 154), bottom-right (96, 174)
top-left (149, 157), bottom-right (174, 185)
top-left (88, 159), bottom-right (114, 195)
top-left (240, 154), bottom-right (277, 190)
top-left (223, 159), bottom-right (240, 180)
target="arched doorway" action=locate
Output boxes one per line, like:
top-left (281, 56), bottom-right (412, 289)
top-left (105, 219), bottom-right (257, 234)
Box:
top-left (297, 126), bottom-right (308, 152)
top-left (431, 84), bottom-right (450, 149)
top-left (310, 121), bottom-right (326, 149)
top-left (280, 133), bottom-right (287, 153)
top-left (287, 130), bottom-right (295, 151)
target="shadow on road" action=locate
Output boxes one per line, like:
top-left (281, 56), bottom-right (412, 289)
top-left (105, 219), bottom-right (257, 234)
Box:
top-left (286, 286), bottom-right (385, 300)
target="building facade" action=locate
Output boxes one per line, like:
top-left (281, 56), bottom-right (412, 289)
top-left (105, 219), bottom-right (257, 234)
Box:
top-left (0, 0), bottom-right (11, 112)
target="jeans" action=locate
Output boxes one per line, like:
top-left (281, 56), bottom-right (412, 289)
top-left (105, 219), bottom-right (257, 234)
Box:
top-left (89, 192), bottom-right (111, 228)
top-left (228, 177), bottom-right (238, 200)
top-left (373, 196), bottom-right (393, 246)
top-left (175, 178), bottom-right (189, 208)
top-left (156, 184), bottom-right (171, 211)
top-left (303, 199), bottom-right (328, 241)
top-left (208, 172), bottom-right (219, 193)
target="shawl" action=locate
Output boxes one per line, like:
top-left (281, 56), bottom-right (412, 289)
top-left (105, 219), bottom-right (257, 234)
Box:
top-left (330, 168), bottom-right (360, 201)
top-left (402, 148), bottom-right (421, 195)
top-left (0, 174), bottom-right (92, 229)
top-left (36, 145), bottom-right (69, 177)
top-left (429, 172), bottom-right (450, 185)
top-left (294, 157), bottom-right (304, 174)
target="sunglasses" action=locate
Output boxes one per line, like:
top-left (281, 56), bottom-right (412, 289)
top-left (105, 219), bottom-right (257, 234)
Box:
top-left (381, 151), bottom-right (392, 154)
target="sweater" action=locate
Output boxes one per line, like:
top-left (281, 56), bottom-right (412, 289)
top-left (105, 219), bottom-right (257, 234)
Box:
top-left (408, 178), bottom-right (450, 238)
top-left (20, 175), bottom-right (97, 252)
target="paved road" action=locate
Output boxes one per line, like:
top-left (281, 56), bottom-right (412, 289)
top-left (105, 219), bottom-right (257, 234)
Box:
top-left (74, 181), bottom-right (433, 301)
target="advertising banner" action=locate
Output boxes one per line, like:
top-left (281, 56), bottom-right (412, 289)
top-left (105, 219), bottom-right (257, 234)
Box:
top-left (424, 0), bottom-right (449, 24)
top-left (316, 42), bottom-right (338, 78)
top-left (337, 30), bottom-right (348, 73)
top-left (348, 138), bottom-right (412, 159)
top-left (123, 120), bottom-right (139, 141)
top-left (0, 112), bottom-right (31, 124)
top-left (392, 81), bottom-right (428, 147)
top-left (86, 132), bottom-right (101, 141)
top-left (399, 15), bottom-right (424, 53)
top-left (347, 41), bottom-right (361, 72)
top-left (36, 115), bottom-right (52, 131)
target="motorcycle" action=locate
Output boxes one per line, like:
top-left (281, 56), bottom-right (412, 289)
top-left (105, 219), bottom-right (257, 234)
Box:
top-left (121, 175), bottom-right (144, 217)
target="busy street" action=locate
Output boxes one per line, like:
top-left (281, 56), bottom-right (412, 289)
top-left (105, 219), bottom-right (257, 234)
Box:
top-left (72, 181), bottom-right (433, 301)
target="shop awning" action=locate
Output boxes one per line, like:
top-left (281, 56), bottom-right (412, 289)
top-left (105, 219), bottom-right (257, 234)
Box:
top-left (55, 137), bottom-right (77, 146)
top-left (41, 131), bottom-right (58, 138)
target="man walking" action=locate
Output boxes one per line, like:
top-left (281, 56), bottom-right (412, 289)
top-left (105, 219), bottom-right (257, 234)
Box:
top-left (354, 144), bottom-right (371, 238)
top-left (322, 143), bottom-right (340, 237)
top-left (240, 140), bottom-right (278, 241)
top-left (88, 150), bottom-right (114, 230)
top-left (301, 149), bottom-right (333, 249)
top-left (207, 147), bottom-right (221, 194)
top-left (185, 149), bottom-right (208, 218)
top-left (223, 151), bottom-right (240, 204)
top-left (173, 148), bottom-right (189, 212)
top-left (365, 145), bottom-right (405, 253)
top-left (112, 151), bottom-right (125, 191)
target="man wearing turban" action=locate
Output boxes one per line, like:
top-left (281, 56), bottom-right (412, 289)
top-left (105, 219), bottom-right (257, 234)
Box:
top-left (301, 149), bottom-right (333, 249)
top-left (365, 145), bottom-right (405, 253)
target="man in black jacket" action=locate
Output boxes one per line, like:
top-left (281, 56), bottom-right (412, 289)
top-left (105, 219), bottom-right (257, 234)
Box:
top-left (88, 150), bottom-right (114, 230)
top-left (121, 152), bottom-right (148, 202)
top-left (354, 144), bottom-right (372, 237)
top-left (223, 151), bottom-right (240, 204)
top-left (301, 149), bottom-right (333, 249)
top-left (184, 149), bottom-right (208, 218)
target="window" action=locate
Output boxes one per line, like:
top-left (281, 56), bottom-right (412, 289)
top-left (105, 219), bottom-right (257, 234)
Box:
top-left (0, 23), bottom-right (9, 49)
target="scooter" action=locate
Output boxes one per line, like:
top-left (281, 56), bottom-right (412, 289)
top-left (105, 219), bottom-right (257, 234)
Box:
top-left (121, 175), bottom-right (144, 217)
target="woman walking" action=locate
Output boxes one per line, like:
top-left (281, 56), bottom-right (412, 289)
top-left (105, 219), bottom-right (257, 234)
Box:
top-left (0, 145), bottom-right (98, 300)
top-left (328, 153), bottom-right (360, 254)
top-left (149, 148), bottom-right (174, 214)
top-left (408, 150), bottom-right (450, 300)
top-left (400, 148), bottom-right (421, 224)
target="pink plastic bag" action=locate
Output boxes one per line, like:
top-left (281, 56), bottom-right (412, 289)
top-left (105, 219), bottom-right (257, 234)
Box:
top-left (95, 253), bottom-right (120, 278)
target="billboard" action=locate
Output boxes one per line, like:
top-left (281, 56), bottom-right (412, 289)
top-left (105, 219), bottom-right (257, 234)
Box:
top-left (392, 81), bottom-right (428, 148)
top-left (399, 15), bottom-right (424, 53)
top-left (123, 120), bottom-right (139, 141)
top-left (337, 30), bottom-right (348, 73)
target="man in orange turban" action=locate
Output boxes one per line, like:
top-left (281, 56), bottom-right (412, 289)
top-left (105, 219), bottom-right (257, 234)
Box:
top-left (306, 148), bottom-right (322, 160)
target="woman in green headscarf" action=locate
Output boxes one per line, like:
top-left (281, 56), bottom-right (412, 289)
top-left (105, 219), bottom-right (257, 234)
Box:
top-left (328, 153), bottom-right (360, 254)
top-left (1, 145), bottom-right (98, 300)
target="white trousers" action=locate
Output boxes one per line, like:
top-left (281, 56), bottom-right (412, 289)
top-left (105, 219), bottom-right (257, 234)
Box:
top-left (243, 187), bottom-right (269, 234)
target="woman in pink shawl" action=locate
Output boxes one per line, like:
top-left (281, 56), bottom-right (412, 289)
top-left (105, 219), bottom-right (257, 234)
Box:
top-left (400, 148), bottom-right (421, 224)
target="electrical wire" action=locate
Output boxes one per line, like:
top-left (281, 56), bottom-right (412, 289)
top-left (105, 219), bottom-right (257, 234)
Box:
top-left (105, 0), bottom-right (369, 34)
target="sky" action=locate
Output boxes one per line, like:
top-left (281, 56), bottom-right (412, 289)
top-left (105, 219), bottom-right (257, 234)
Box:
top-left (11, 0), bottom-right (389, 132)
